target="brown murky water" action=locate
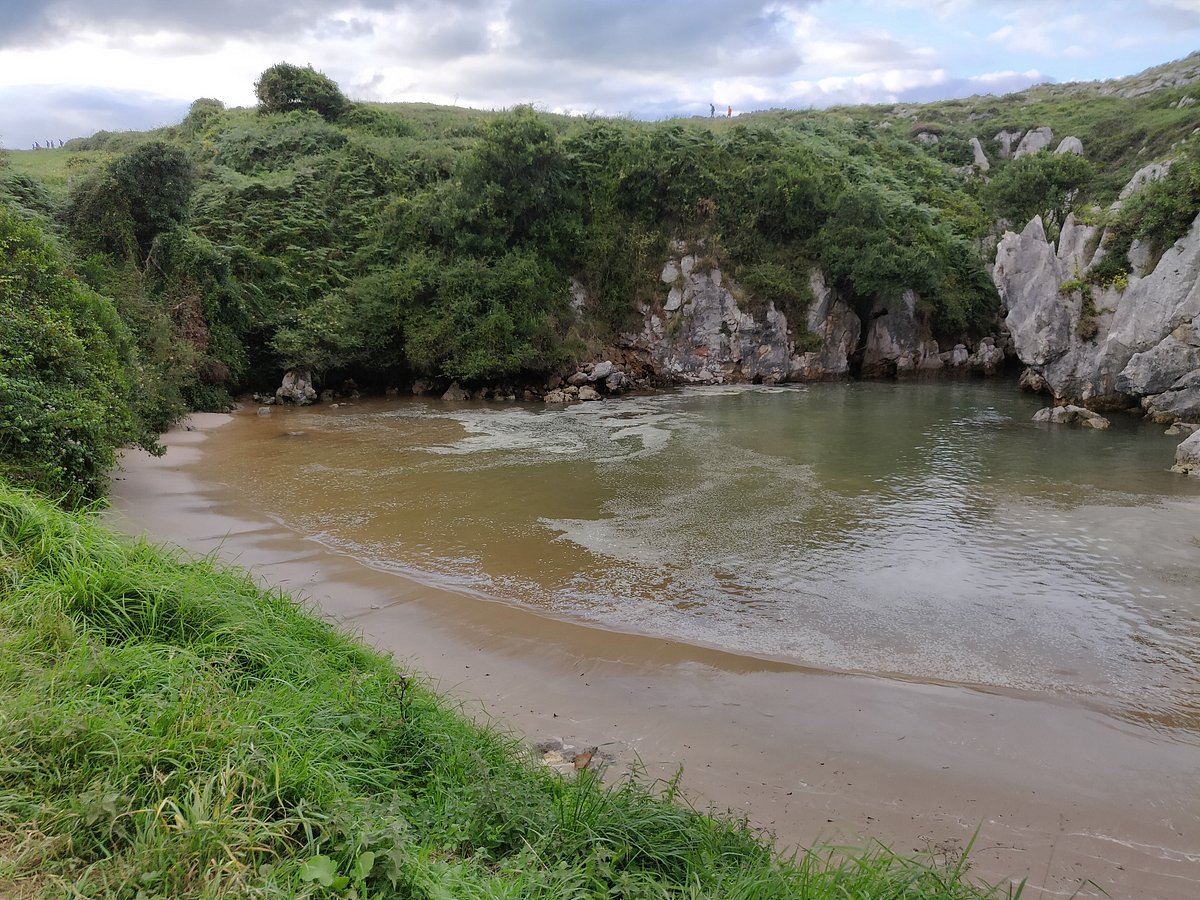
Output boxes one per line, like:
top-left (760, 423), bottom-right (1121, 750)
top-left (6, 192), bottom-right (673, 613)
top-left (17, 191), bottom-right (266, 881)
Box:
top-left (199, 382), bottom-right (1200, 733)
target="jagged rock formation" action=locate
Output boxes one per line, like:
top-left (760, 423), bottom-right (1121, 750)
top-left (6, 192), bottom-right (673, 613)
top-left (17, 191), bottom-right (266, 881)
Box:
top-left (993, 171), bottom-right (1200, 420)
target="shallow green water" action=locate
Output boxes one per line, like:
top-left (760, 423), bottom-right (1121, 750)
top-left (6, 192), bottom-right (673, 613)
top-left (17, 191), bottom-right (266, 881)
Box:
top-left (206, 381), bottom-right (1200, 731)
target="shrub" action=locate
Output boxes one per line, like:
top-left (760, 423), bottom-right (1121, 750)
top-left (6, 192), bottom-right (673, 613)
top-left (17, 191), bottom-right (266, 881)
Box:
top-left (0, 205), bottom-right (145, 503)
top-left (255, 63), bottom-right (349, 121)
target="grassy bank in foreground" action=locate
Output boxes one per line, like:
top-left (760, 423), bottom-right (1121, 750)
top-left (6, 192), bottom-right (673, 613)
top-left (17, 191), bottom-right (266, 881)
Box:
top-left (0, 483), bottom-right (1018, 898)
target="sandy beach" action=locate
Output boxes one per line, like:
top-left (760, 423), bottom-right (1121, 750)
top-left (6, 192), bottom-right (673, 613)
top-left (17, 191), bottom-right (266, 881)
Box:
top-left (105, 412), bottom-right (1200, 899)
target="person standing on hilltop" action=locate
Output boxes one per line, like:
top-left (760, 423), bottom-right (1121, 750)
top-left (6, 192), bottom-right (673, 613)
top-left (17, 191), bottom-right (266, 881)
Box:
top-left (727, 105), bottom-right (732, 117)
top-left (710, 103), bottom-right (715, 117)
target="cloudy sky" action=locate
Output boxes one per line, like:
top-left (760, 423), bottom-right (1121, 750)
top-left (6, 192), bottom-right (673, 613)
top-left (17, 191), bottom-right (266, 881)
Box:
top-left (2, 0), bottom-right (1199, 148)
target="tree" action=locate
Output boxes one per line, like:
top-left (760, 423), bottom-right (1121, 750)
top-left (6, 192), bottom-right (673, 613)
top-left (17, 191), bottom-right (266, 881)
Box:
top-left (255, 63), bottom-right (349, 121)
top-left (986, 152), bottom-right (1094, 233)
top-left (109, 141), bottom-right (194, 260)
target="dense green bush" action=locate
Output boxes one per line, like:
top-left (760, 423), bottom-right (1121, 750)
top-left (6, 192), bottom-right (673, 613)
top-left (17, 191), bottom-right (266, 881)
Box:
top-left (985, 151), bottom-right (1094, 232)
top-left (255, 62), bottom-right (349, 121)
top-left (0, 205), bottom-right (147, 503)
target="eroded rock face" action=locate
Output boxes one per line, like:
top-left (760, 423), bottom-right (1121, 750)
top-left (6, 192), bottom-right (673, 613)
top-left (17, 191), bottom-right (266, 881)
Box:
top-left (993, 210), bottom-right (1200, 416)
top-left (621, 252), bottom-right (1006, 386)
top-left (625, 253), bottom-right (796, 384)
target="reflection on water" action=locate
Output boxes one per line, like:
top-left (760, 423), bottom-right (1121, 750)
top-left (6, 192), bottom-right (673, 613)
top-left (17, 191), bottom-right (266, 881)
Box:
top-left (201, 382), bottom-right (1200, 732)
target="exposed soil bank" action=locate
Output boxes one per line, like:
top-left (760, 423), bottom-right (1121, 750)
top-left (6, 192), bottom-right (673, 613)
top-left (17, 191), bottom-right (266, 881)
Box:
top-left (108, 413), bottom-right (1200, 899)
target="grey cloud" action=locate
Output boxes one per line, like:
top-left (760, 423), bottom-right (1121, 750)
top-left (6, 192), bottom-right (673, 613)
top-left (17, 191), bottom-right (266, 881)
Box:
top-left (0, 0), bottom-right (488, 49)
top-left (0, 85), bottom-right (189, 148)
top-left (505, 0), bottom-right (810, 75)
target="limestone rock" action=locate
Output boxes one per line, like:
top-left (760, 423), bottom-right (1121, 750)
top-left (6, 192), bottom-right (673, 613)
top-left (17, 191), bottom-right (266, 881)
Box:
top-left (789, 271), bottom-right (861, 381)
top-left (994, 129), bottom-right (1023, 160)
top-left (543, 389), bottom-right (570, 405)
top-left (1055, 136), bottom-right (1084, 156)
top-left (1118, 161), bottom-right (1173, 200)
top-left (1032, 405), bottom-right (1111, 429)
top-left (915, 131), bottom-right (939, 144)
top-left (577, 385), bottom-right (602, 401)
top-left (1145, 371), bottom-right (1200, 423)
top-left (1013, 127), bottom-right (1054, 158)
top-left (275, 370), bottom-right (317, 405)
top-left (970, 137), bottom-right (990, 171)
top-left (590, 360), bottom-right (614, 381)
top-left (1115, 322), bottom-right (1200, 396)
top-left (411, 378), bottom-right (434, 395)
top-left (441, 382), bottom-right (470, 401)
top-left (567, 371), bottom-right (590, 387)
top-left (993, 209), bottom-right (1200, 409)
top-left (625, 254), bottom-right (792, 384)
top-left (1171, 430), bottom-right (1200, 475)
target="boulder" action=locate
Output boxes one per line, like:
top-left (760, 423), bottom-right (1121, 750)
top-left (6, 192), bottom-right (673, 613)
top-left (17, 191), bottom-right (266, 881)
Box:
top-left (590, 360), bottom-right (614, 381)
top-left (441, 382), bottom-right (470, 401)
top-left (1055, 136), bottom-right (1084, 156)
top-left (411, 378), bottom-right (434, 395)
top-left (1013, 127), bottom-right (1054, 158)
top-left (970, 136), bottom-right (991, 171)
top-left (1165, 421), bottom-right (1200, 436)
top-left (543, 389), bottom-right (570, 405)
top-left (1115, 322), bottom-right (1200, 396)
top-left (1145, 371), bottom-right (1200, 423)
top-left (567, 371), bottom-right (590, 387)
top-left (605, 371), bottom-right (627, 393)
top-left (577, 385), bottom-right (602, 401)
top-left (1032, 405), bottom-right (1111, 429)
top-left (994, 129), bottom-right (1023, 160)
top-left (276, 370), bottom-right (317, 405)
top-left (1171, 430), bottom-right (1200, 475)
top-left (1118, 161), bottom-right (1173, 200)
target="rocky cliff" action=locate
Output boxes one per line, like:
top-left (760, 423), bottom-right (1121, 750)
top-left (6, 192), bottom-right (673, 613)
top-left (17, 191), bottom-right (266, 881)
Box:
top-left (993, 206), bottom-right (1200, 422)
top-left (617, 251), bottom-right (1004, 386)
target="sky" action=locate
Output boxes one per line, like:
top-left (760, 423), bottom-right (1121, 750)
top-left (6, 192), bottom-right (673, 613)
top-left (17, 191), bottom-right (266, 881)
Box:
top-left (1, 0), bottom-right (1199, 148)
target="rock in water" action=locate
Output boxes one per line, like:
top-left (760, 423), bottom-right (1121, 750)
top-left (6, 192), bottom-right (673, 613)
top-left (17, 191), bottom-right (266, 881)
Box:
top-left (441, 382), bottom-right (470, 401)
top-left (1032, 405), bottom-right (1111, 429)
top-left (577, 385), bottom-right (602, 401)
top-left (1172, 430), bottom-right (1200, 475)
top-left (276, 370), bottom-right (317, 405)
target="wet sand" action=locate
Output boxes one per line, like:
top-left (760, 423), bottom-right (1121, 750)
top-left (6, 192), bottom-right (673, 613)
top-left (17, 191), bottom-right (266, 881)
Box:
top-left (107, 412), bottom-right (1200, 899)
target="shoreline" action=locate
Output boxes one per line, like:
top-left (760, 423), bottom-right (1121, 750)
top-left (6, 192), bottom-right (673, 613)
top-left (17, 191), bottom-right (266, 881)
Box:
top-left (106, 411), bottom-right (1200, 899)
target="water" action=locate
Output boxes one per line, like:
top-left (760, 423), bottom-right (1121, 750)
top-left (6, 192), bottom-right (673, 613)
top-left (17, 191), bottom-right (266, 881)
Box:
top-left (204, 382), bottom-right (1200, 732)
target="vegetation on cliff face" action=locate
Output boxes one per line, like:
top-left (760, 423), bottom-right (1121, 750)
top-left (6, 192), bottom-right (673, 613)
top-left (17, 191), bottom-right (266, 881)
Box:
top-left (0, 484), bottom-right (1018, 898)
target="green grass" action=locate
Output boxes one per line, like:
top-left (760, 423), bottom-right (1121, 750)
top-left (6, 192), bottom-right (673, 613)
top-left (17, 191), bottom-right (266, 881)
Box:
top-left (4, 148), bottom-right (114, 200)
top-left (0, 481), bottom-right (1024, 897)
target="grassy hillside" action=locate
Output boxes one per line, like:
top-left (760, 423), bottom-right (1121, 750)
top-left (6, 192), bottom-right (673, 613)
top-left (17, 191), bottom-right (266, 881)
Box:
top-left (0, 483), bottom-right (1018, 898)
